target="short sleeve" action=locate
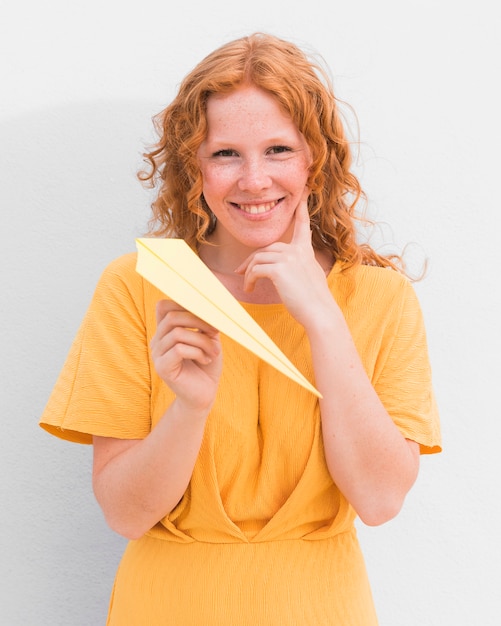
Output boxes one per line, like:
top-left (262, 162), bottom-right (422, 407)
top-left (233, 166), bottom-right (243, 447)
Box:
top-left (372, 279), bottom-right (441, 454)
top-left (39, 254), bottom-right (153, 444)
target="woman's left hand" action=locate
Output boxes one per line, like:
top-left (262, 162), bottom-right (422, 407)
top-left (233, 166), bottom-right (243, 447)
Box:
top-left (235, 193), bottom-right (333, 327)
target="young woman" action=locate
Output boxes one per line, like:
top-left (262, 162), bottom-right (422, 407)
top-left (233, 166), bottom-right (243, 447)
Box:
top-left (40, 32), bottom-right (441, 625)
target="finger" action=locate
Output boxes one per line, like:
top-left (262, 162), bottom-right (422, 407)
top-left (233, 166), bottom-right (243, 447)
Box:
top-left (292, 191), bottom-right (312, 243)
top-left (242, 262), bottom-right (276, 293)
top-left (156, 300), bottom-right (219, 336)
top-left (154, 343), bottom-right (215, 379)
top-left (151, 327), bottom-right (220, 373)
top-left (234, 240), bottom-right (288, 275)
top-left (155, 327), bottom-right (220, 359)
top-left (156, 299), bottom-right (184, 324)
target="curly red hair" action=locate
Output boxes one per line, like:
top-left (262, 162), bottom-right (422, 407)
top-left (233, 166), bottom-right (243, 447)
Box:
top-left (139, 32), bottom-right (405, 272)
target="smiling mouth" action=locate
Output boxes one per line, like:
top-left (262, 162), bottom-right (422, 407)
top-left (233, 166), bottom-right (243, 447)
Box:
top-left (234, 200), bottom-right (280, 214)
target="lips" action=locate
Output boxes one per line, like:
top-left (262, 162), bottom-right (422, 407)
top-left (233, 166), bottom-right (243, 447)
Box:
top-left (235, 200), bottom-right (279, 214)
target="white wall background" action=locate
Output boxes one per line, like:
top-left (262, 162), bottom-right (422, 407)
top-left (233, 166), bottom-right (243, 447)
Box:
top-left (1, 1), bottom-right (499, 624)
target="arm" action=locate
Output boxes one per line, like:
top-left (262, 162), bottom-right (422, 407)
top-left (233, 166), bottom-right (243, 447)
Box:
top-left (92, 301), bottom-right (222, 539)
top-left (303, 299), bottom-right (420, 526)
top-left (236, 196), bottom-right (419, 526)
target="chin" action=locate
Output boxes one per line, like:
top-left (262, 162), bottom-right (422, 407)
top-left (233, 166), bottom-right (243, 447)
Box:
top-left (242, 224), bottom-right (294, 248)
top-left (241, 234), bottom-right (287, 249)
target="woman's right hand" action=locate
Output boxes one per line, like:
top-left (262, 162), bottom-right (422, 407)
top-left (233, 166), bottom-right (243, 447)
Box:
top-left (151, 300), bottom-right (222, 411)
top-left (93, 302), bottom-right (222, 539)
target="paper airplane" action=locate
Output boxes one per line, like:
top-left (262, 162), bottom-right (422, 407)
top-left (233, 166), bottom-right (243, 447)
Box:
top-left (135, 238), bottom-right (321, 397)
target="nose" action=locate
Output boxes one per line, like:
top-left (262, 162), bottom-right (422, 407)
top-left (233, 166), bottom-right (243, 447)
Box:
top-left (237, 157), bottom-right (272, 192)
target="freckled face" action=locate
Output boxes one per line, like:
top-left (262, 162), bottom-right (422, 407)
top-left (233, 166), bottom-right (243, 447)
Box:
top-left (197, 85), bottom-right (312, 253)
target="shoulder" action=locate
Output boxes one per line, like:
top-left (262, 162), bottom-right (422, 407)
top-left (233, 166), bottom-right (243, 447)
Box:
top-left (93, 251), bottom-right (164, 316)
top-left (88, 252), bottom-right (146, 312)
top-left (350, 263), bottom-right (411, 290)
top-left (95, 252), bottom-right (142, 293)
top-left (99, 251), bottom-right (138, 279)
top-left (332, 262), bottom-right (417, 308)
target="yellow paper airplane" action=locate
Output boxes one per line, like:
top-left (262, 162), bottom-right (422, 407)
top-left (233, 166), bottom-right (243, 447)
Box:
top-left (135, 238), bottom-right (321, 397)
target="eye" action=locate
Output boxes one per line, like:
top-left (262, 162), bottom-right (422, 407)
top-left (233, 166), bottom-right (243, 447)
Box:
top-left (212, 148), bottom-right (239, 157)
top-left (268, 145), bottom-right (292, 155)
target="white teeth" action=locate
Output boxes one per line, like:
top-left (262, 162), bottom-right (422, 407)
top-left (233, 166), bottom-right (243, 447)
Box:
top-left (238, 201), bottom-right (277, 214)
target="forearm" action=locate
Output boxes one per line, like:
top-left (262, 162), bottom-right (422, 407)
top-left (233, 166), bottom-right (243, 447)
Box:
top-left (92, 398), bottom-right (209, 539)
top-left (305, 302), bottom-right (419, 526)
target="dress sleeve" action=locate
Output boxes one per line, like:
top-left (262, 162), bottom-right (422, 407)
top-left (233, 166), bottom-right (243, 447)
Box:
top-left (372, 278), bottom-right (441, 454)
top-left (39, 254), bottom-right (153, 444)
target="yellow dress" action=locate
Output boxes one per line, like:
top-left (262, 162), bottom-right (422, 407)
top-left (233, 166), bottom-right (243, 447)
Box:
top-left (40, 252), bottom-right (441, 625)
